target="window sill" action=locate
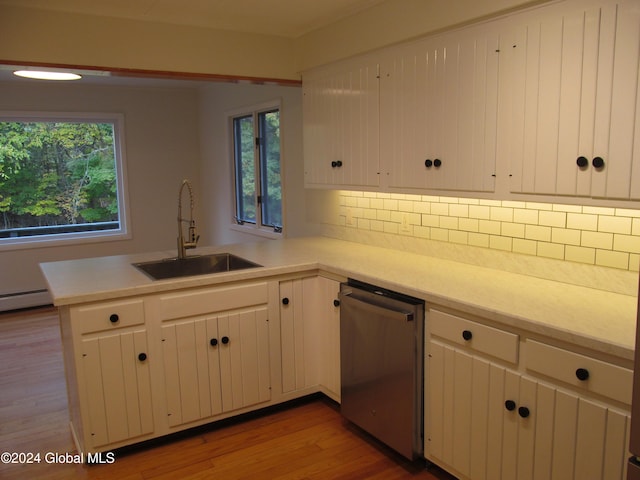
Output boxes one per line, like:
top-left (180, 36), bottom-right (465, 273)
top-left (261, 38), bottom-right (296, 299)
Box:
top-left (0, 229), bottom-right (131, 251)
top-left (229, 223), bottom-right (283, 240)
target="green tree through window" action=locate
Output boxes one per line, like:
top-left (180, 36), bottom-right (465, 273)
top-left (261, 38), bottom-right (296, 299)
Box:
top-left (232, 106), bottom-right (282, 232)
top-left (0, 115), bottom-right (125, 243)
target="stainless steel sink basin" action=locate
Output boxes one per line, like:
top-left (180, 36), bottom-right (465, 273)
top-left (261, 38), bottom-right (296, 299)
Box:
top-left (132, 253), bottom-right (262, 280)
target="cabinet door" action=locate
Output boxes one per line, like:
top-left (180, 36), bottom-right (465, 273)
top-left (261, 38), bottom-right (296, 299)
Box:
top-left (161, 316), bottom-right (222, 427)
top-left (279, 279), bottom-right (306, 393)
top-left (280, 277), bottom-right (341, 399)
top-left (81, 329), bottom-right (153, 448)
top-left (382, 26), bottom-right (499, 193)
top-left (507, 0), bottom-right (640, 199)
top-left (427, 340), bottom-right (630, 480)
top-left (217, 308), bottom-right (271, 412)
top-left (312, 276), bottom-right (341, 399)
top-left (303, 55), bottom-right (380, 188)
top-left (161, 308), bottom-right (270, 427)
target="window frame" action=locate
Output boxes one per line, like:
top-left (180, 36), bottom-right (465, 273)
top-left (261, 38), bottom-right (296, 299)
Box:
top-left (0, 111), bottom-right (131, 251)
top-left (228, 100), bottom-right (284, 239)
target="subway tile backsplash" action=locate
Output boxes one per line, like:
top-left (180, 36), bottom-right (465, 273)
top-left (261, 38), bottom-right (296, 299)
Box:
top-left (336, 191), bottom-right (640, 272)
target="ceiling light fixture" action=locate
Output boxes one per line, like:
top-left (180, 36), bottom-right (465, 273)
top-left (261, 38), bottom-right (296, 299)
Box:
top-left (13, 70), bottom-right (82, 81)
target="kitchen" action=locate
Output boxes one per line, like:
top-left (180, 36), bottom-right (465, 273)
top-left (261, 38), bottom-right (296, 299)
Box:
top-left (1, 0), bottom-right (640, 479)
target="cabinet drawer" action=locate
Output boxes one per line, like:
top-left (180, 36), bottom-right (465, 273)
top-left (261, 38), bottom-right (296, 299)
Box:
top-left (429, 309), bottom-right (518, 364)
top-left (74, 299), bottom-right (145, 334)
top-left (157, 282), bottom-right (269, 320)
top-left (525, 340), bottom-right (633, 405)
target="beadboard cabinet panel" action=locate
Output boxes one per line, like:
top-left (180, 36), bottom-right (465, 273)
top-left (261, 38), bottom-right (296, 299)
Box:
top-left (381, 25), bottom-right (499, 193)
top-left (303, 55), bottom-right (380, 189)
top-left (426, 307), bottom-right (631, 480)
top-left (506, 0), bottom-right (640, 200)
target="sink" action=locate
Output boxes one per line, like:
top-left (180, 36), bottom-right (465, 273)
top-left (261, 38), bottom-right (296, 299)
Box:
top-left (132, 253), bottom-right (262, 280)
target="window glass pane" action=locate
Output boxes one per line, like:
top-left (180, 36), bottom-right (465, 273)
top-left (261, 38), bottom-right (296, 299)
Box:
top-left (0, 120), bottom-right (121, 240)
top-left (258, 110), bottom-right (282, 228)
top-left (233, 115), bottom-right (256, 224)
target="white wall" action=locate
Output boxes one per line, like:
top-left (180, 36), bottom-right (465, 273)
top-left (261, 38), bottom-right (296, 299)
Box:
top-left (0, 80), bottom-right (201, 302)
top-left (197, 82), bottom-right (316, 246)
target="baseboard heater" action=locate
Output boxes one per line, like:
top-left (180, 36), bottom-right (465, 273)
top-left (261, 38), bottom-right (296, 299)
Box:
top-left (0, 289), bottom-right (52, 312)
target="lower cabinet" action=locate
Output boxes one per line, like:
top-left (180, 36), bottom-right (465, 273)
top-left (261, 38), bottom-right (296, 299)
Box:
top-left (160, 308), bottom-right (271, 428)
top-left (427, 309), bottom-right (631, 480)
top-left (80, 328), bottom-right (154, 448)
top-left (279, 275), bottom-right (342, 401)
top-left (65, 298), bottom-right (155, 452)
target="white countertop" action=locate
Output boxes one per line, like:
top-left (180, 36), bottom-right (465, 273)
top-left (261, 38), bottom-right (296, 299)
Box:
top-left (40, 236), bottom-right (638, 361)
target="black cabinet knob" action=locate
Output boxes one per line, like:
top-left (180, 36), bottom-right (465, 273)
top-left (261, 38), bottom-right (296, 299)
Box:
top-left (221, 336), bottom-right (230, 345)
top-left (462, 330), bottom-right (473, 341)
top-left (210, 338), bottom-right (218, 347)
top-left (434, 159), bottom-right (442, 167)
top-left (592, 157), bottom-right (605, 169)
top-left (282, 297), bottom-right (290, 305)
top-left (425, 159), bottom-right (433, 168)
top-left (518, 406), bottom-right (530, 418)
top-left (333, 299), bottom-right (340, 307)
top-left (576, 156), bottom-right (589, 168)
top-left (505, 400), bottom-right (516, 411)
top-left (575, 368), bottom-right (590, 381)
top-left (138, 353), bottom-right (147, 362)
top-left (109, 314), bottom-right (119, 323)
top-left (331, 160), bottom-right (343, 168)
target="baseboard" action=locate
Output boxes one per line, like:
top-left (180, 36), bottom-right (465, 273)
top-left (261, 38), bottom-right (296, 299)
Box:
top-left (0, 289), bottom-right (52, 312)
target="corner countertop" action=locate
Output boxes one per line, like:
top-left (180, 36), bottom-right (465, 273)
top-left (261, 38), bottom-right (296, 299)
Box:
top-left (40, 236), bottom-right (638, 362)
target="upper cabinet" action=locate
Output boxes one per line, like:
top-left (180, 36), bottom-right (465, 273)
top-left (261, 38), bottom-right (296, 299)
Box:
top-left (504, 0), bottom-right (640, 200)
top-left (380, 24), bottom-right (500, 193)
top-left (303, 54), bottom-right (380, 189)
top-left (302, 0), bottom-right (640, 205)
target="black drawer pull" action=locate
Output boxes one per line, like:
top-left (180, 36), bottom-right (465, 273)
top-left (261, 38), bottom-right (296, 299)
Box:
top-left (505, 400), bottom-right (516, 411)
top-left (138, 353), bottom-right (147, 362)
top-left (333, 299), bottom-right (340, 307)
top-left (518, 406), bottom-right (530, 418)
top-left (210, 338), bottom-right (218, 347)
top-left (576, 368), bottom-right (590, 381)
top-left (576, 156), bottom-right (589, 168)
top-left (282, 297), bottom-right (289, 305)
top-left (462, 330), bottom-right (473, 341)
top-left (109, 314), bottom-right (119, 323)
top-left (221, 336), bottom-right (230, 345)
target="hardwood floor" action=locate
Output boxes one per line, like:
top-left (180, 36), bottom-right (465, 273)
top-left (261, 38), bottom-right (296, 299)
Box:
top-left (0, 307), bottom-right (456, 480)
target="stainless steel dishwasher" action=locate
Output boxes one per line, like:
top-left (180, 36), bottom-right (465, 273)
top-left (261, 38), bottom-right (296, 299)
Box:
top-left (339, 279), bottom-right (424, 460)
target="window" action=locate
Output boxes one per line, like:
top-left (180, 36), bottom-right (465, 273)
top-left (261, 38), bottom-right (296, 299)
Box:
top-left (231, 102), bottom-right (283, 235)
top-left (0, 112), bottom-right (129, 248)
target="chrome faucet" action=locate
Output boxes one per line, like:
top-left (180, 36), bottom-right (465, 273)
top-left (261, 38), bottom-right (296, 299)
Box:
top-left (177, 179), bottom-right (199, 259)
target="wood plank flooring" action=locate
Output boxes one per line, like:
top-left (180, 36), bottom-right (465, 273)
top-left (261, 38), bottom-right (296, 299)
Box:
top-left (0, 307), bottom-right (456, 480)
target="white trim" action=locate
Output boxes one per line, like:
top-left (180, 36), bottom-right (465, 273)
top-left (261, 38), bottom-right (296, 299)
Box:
top-left (0, 111), bottom-right (131, 251)
top-left (229, 223), bottom-right (283, 239)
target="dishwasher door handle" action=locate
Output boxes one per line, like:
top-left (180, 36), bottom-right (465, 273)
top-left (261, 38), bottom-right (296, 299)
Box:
top-left (340, 293), bottom-right (415, 322)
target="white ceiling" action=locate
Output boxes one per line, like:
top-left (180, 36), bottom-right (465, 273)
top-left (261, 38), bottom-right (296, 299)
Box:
top-left (0, 0), bottom-right (388, 38)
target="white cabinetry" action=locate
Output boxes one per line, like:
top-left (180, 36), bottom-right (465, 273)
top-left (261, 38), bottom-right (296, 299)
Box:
top-left (279, 276), bottom-right (342, 401)
top-left (427, 308), bottom-right (631, 480)
top-left (303, 55), bottom-right (380, 189)
top-left (155, 282), bottom-right (271, 428)
top-left (302, 0), bottom-right (640, 205)
top-left (380, 24), bottom-right (500, 193)
top-left (63, 298), bottom-right (154, 452)
top-left (505, 0), bottom-right (640, 200)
